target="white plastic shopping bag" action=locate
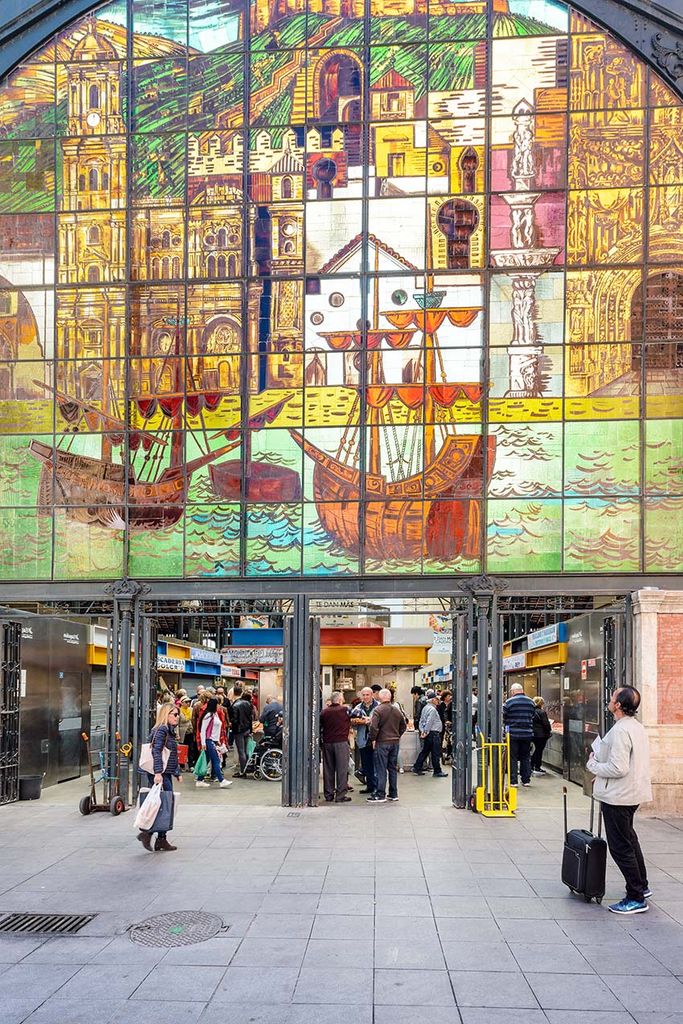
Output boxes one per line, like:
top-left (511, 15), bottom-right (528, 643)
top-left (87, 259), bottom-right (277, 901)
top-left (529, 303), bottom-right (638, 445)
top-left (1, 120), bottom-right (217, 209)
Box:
top-left (133, 782), bottom-right (162, 830)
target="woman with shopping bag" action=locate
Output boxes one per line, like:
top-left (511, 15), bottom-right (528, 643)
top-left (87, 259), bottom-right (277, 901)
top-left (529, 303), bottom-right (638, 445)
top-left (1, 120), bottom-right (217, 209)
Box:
top-left (195, 698), bottom-right (232, 790)
top-left (136, 702), bottom-right (182, 852)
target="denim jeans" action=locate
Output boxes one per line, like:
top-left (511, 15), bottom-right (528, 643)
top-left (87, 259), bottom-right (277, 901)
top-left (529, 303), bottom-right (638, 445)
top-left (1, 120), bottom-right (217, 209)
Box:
top-left (359, 743), bottom-right (376, 791)
top-left (234, 732), bottom-right (250, 771)
top-left (413, 731), bottom-right (442, 774)
top-left (374, 743), bottom-right (399, 799)
top-left (199, 739), bottom-right (224, 783)
top-left (509, 737), bottom-right (532, 785)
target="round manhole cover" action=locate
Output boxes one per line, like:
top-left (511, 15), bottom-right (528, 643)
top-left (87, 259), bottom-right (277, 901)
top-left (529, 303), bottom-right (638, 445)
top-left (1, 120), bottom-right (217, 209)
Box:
top-left (129, 911), bottom-right (225, 948)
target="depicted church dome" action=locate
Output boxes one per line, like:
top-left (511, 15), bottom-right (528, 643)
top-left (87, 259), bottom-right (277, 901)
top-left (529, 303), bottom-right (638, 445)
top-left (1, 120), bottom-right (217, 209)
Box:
top-left (72, 17), bottom-right (117, 61)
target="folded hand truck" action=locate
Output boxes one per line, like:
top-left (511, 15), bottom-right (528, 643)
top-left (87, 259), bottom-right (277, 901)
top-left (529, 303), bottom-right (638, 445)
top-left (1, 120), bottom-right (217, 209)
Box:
top-left (79, 731), bottom-right (131, 816)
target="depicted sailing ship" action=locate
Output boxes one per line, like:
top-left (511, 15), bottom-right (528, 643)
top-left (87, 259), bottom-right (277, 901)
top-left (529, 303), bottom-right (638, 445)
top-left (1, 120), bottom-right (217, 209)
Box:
top-left (28, 327), bottom-right (300, 530)
top-left (290, 258), bottom-right (495, 561)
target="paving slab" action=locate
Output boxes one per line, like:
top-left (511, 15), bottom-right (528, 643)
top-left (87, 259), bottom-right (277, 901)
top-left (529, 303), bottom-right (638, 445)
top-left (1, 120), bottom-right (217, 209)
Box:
top-left (374, 968), bottom-right (456, 1006)
top-left (449, 970), bottom-right (538, 1009)
top-left (1, 771), bottom-right (682, 1022)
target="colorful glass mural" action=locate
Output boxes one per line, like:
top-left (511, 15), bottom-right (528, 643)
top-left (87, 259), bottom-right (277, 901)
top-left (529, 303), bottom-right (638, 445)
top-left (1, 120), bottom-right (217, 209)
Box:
top-left (0, 0), bottom-right (681, 579)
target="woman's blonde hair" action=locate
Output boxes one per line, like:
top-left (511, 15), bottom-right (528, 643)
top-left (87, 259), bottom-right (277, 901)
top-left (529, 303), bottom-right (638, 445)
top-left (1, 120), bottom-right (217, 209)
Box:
top-left (533, 696), bottom-right (545, 707)
top-left (155, 702), bottom-right (178, 727)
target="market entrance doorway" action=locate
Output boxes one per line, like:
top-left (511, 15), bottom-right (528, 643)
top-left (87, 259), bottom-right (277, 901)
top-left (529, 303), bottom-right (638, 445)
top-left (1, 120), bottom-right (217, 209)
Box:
top-left (309, 592), bottom-right (630, 810)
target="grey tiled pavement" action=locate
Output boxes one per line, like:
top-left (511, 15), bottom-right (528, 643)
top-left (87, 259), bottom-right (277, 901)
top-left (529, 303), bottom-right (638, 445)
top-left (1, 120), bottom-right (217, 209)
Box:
top-left (0, 774), bottom-right (683, 1022)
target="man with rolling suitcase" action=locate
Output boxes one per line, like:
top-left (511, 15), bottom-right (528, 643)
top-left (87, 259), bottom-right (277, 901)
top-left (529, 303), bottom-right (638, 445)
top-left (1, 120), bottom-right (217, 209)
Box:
top-left (586, 686), bottom-right (652, 915)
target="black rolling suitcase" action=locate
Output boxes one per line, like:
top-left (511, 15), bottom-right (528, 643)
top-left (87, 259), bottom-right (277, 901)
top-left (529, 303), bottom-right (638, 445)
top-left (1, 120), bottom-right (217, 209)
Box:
top-left (561, 785), bottom-right (607, 904)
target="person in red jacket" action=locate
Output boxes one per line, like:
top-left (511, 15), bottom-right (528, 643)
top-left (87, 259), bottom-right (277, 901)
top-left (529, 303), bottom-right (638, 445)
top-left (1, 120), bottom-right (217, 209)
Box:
top-left (195, 698), bottom-right (232, 789)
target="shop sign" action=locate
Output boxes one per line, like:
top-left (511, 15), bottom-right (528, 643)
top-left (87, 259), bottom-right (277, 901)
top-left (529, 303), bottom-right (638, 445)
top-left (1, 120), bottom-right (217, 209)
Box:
top-left (221, 646), bottom-right (284, 666)
top-left (221, 665), bottom-right (242, 678)
top-left (527, 623), bottom-right (559, 651)
top-left (190, 647), bottom-right (221, 665)
top-left (503, 652), bottom-right (526, 672)
top-left (158, 654), bottom-right (185, 672)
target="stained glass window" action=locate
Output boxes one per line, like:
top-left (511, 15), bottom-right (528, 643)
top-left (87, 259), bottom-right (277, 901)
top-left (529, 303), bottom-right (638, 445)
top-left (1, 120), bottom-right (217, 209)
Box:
top-left (0, 0), bottom-right (681, 579)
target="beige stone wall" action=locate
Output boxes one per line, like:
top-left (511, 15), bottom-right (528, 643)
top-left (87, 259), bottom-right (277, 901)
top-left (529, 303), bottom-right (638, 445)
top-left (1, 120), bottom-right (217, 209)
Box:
top-left (632, 589), bottom-right (683, 815)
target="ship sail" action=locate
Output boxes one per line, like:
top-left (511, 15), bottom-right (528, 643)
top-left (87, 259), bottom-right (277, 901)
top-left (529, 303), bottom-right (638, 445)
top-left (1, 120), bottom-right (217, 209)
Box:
top-left (28, 316), bottom-right (298, 529)
top-left (290, 251), bottom-right (494, 561)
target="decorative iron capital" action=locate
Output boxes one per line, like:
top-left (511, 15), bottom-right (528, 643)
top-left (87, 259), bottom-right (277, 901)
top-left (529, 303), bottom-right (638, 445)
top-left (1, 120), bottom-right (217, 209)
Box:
top-left (456, 575), bottom-right (508, 595)
top-left (104, 577), bottom-right (150, 609)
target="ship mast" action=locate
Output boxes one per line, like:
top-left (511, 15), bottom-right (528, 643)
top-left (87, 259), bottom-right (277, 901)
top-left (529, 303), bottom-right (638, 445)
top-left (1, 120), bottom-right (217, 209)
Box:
top-left (367, 244), bottom-right (382, 477)
top-left (424, 207), bottom-right (436, 466)
top-left (101, 301), bottom-right (112, 462)
top-left (170, 312), bottom-right (184, 470)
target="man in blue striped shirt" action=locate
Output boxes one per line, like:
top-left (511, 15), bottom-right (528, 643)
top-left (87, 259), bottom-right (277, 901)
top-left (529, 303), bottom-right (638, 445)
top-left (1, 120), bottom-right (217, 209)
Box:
top-left (503, 683), bottom-right (536, 787)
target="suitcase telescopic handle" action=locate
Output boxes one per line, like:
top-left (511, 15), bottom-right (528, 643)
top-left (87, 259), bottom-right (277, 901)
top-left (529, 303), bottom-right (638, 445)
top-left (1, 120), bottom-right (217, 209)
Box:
top-left (590, 789), bottom-right (595, 834)
top-left (563, 785), bottom-right (568, 836)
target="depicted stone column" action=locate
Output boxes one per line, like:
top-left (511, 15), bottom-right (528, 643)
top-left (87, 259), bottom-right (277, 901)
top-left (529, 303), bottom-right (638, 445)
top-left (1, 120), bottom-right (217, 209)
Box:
top-left (490, 99), bottom-right (560, 397)
top-left (631, 589), bottom-right (683, 815)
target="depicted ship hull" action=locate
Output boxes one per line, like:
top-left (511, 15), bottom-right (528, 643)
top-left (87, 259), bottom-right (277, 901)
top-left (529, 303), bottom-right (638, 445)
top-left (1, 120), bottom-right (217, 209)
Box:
top-left (209, 460), bottom-right (302, 502)
top-left (291, 431), bottom-right (495, 561)
top-left (30, 439), bottom-right (237, 531)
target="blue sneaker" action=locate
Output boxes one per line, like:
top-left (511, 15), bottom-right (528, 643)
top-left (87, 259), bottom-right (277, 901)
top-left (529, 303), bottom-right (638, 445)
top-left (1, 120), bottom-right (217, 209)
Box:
top-left (608, 898), bottom-right (649, 915)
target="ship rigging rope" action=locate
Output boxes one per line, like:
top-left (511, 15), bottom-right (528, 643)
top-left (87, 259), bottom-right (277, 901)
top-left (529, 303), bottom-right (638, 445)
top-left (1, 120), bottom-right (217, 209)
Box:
top-left (436, 341), bottom-right (448, 384)
top-left (138, 415), bottom-right (172, 481)
top-left (382, 404), bottom-right (412, 482)
top-left (185, 364), bottom-right (210, 456)
top-left (336, 394), bottom-right (360, 461)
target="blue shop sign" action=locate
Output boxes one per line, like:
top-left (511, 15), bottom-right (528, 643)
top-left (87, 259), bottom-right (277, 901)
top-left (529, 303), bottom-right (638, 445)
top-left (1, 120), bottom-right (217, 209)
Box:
top-left (189, 647), bottom-right (221, 665)
top-left (527, 622), bottom-right (567, 651)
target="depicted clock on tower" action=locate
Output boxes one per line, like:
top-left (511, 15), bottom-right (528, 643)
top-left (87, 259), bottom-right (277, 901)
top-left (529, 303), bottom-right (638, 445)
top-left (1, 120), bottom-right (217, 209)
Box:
top-left (86, 111), bottom-right (101, 128)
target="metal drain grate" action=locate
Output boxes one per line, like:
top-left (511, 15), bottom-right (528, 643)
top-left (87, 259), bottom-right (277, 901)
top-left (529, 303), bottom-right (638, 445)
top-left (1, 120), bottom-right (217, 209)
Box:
top-left (287, 811), bottom-right (300, 817)
top-left (129, 911), bottom-right (225, 948)
top-left (0, 913), bottom-right (96, 935)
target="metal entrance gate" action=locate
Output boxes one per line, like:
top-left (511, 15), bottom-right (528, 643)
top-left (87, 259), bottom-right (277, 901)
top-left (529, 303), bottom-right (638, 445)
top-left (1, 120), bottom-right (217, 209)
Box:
top-left (100, 582), bottom-right (629, 810)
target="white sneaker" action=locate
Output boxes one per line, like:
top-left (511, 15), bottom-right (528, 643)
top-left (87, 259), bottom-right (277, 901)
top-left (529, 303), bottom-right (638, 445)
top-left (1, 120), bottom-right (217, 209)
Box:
top-left (399, 768), bottom-right (404, 774)
top-left (195, 780), bottom-right (210, 788)
top-left (532, 770), bottom-right (544, 777)
top-left (219, 780), bottom-right (233, 788)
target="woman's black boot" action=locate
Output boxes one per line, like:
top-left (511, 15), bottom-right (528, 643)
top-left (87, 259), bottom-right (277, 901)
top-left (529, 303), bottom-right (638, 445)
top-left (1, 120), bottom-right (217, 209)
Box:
top-left (154, 835), bottom-right (177, 851)
top-left (136, 831), bottom-right (153, 852)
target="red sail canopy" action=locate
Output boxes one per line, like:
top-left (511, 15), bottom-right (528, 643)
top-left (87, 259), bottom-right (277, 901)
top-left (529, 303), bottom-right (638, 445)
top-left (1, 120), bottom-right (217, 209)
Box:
top-left (366, 384), bottom-right (482, 410)
top-left (431, 383), bottom-right (483, 405)
top-left (319, 329), bottom-right (415, 351)
top-left (158, 396), bottom-right (183, 419)
top-left (366, 386), bottom-right (395, 409)
top-left (136, 398), bottom-right (158, 420)
top-left (383, 307), bottom-right (482, 333)
top-left (204, 392), bottom-right (222, 411)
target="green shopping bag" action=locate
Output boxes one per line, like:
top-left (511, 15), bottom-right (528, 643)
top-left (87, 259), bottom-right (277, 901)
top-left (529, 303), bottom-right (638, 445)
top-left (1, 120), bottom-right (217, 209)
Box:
top-left (193, 750), bottom-right (208, 779)
top-left (246, 737), bottom-right (256, 757)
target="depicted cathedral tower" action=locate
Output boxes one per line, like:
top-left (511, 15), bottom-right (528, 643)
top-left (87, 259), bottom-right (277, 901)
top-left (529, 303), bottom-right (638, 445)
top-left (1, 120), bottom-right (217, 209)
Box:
top-left (60, 17), bottom-right (126, 213)
top-left (57, 16), bottom-right (126, 409)
top-left (266, 147), bottom-right (305, 389)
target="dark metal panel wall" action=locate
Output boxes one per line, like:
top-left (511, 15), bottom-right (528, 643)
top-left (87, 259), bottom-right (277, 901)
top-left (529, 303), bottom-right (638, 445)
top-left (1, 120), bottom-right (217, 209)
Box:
top-left (18, 614), bottom-right (90, 787)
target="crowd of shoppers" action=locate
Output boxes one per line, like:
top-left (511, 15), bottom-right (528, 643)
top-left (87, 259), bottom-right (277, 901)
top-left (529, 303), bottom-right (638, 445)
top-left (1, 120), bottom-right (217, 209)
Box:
top-left (152, 681), bottom-right (282, 785)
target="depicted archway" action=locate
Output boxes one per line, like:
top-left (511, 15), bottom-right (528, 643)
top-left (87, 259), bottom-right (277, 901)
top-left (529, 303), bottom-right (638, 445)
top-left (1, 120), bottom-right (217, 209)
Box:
top-left (315, 51), bottom-right (363, 123)
top-left (631, 271), bottom-right (683, 371)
